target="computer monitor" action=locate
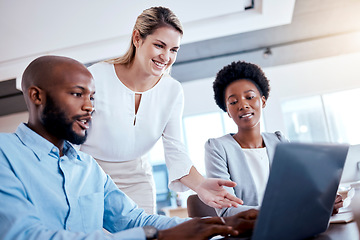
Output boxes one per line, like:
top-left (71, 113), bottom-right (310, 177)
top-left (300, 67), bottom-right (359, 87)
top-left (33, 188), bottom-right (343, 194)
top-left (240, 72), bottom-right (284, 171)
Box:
top-left (340, 144), bottom-right (360, 185)
top-left (152, 163), bottom-right (173, 211)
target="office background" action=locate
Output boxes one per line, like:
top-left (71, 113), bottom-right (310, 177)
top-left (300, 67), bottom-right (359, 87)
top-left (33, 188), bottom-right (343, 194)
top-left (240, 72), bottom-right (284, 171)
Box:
top-left (1, 0), bottom-right (360, 210)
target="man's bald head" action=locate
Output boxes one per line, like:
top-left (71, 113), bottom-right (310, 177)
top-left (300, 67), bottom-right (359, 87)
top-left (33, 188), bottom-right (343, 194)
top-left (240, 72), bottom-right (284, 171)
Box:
top-left (22, 55), bottom-right (90, 98)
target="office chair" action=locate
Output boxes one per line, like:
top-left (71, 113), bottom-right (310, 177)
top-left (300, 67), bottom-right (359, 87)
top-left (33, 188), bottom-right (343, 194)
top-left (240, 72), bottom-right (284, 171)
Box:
top-left (186, 194), bottom-right (217, 218)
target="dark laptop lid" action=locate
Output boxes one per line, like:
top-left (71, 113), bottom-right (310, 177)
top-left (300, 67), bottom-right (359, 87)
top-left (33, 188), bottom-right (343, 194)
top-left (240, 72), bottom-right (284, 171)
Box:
top-left (252, 142), bottom-right (349, 240)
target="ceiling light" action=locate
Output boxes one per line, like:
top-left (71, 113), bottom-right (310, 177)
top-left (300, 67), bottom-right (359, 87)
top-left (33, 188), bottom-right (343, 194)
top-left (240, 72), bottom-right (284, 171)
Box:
top-left (263, 47), bottom-right (272, 59)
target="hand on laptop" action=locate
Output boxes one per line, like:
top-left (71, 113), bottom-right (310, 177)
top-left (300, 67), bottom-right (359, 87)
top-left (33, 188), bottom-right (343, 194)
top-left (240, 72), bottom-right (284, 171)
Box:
top-left (157, 216), bottom-right (238, 240)
top-left (332, 194), bottom-right (344, 215)
top-left (157, 209), bottom-right (258, 239)
top-left (223, 209), bottom-right (258, 235)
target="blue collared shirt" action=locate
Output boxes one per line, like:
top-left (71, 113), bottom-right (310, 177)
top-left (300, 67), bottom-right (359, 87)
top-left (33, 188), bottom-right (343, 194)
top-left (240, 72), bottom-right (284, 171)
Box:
top-left (0, 123), bottom-right (186, 240)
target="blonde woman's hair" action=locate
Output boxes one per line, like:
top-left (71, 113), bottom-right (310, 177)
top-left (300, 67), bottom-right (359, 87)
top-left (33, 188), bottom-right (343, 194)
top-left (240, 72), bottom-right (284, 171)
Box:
top-left (106, 6), bottom-right (183, 66)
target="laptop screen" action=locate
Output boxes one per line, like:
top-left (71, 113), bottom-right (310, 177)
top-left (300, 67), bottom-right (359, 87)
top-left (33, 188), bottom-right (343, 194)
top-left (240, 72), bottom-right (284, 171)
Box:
top-left (252, 142), bottom-right (349, 240)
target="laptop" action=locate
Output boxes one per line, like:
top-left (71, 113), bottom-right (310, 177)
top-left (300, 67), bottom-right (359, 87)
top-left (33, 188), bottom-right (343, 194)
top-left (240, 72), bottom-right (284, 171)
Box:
top-left (251, 142), bottom-right (349, 240)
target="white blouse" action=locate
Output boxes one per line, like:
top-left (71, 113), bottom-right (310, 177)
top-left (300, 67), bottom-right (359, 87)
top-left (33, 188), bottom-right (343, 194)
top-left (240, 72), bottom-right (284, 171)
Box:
top-left (80, 62), bottom-right (193, 191)
top-left (242, 147), bottom-right (270, 204)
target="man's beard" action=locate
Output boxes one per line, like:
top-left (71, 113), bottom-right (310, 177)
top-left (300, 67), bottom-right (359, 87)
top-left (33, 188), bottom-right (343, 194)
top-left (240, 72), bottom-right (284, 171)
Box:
top-left (41, 95), bottom-right (88, 145)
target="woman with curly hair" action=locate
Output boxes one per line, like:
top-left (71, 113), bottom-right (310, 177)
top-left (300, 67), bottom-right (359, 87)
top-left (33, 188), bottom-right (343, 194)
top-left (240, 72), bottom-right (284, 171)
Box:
top-left (205, 61), bottom-right (288, 217)
top-left (205, 61), bottom-right (344, 217)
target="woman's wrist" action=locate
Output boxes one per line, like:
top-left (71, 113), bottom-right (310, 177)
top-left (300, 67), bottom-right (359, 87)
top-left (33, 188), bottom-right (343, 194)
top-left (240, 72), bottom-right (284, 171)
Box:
top-left (179, 166), bottom-right (205, 192)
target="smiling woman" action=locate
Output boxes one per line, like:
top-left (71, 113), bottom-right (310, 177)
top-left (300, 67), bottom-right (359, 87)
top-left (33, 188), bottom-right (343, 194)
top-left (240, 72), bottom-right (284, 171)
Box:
top-left (79, 6), bottom-right (242, 214)
top-left (205, 61), bottom-right (289, 217)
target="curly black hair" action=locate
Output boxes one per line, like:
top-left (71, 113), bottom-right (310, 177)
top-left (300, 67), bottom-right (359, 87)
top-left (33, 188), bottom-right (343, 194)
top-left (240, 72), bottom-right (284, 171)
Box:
top-left (213, 61), bottom-right (270, 112)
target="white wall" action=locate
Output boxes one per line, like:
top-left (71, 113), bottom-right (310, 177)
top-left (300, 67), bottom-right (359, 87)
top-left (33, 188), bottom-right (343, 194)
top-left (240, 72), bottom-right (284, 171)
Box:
top-left (0, 111), bottom-right (28, 133)
top-left (182, 77), bottom-right (220, 116)
top-left (182, 51), bottom-right (360, 134)
top-left (0, 0), bottom-right (295, 83)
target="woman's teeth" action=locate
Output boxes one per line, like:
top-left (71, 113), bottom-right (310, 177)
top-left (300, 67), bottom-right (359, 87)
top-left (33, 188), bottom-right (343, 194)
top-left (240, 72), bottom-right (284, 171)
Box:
top-left (154, 61), bottom-right (165, 68)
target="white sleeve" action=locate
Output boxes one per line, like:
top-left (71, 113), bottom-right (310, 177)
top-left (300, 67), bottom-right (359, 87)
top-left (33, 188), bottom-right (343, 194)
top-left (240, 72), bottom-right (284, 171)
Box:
top-left (162, 86), bottom-right (193, 192)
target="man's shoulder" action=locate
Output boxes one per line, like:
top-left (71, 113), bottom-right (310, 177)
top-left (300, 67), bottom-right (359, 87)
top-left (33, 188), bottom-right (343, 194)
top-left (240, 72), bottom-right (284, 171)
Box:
top-left (0, 132), bottom-right (16, 138)
top-left (0, 133), bottom-right (23, 165)
top-left (0, 132), bottom-right (19, 148)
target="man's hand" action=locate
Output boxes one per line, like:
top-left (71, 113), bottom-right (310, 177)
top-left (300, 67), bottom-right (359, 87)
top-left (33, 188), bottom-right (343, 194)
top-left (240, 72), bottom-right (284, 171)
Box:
top-left (223, 209), bottom-right (258, 235)
top-left (332, 194), bottom-right (343, 215)
top-left (157, 217), bottom-right (238, 240)
top-left (196, 178), bottom-right (243, 209)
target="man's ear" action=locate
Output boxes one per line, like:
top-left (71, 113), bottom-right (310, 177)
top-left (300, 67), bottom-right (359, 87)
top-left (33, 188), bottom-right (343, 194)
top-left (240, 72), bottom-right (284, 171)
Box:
top-left (28, 86), bottom-right (44, 106)
top-left (132, 30), bottom-right (141, 48)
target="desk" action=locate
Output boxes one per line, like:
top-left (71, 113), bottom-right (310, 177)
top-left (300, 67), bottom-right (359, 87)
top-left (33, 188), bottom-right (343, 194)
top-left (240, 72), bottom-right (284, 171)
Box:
top-left (308, 222), bottom-right (359, 240)
top-left (161, 206), bottom-right (188, 218)
top-left (221, 222), bottom-right (359, 240)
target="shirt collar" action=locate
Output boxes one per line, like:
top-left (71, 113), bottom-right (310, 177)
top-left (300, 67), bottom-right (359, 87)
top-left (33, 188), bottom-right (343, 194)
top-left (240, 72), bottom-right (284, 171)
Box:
top-left (63, 141), bottom-right (80, 160)
top-left (15, 123), bottom-right (81, 161)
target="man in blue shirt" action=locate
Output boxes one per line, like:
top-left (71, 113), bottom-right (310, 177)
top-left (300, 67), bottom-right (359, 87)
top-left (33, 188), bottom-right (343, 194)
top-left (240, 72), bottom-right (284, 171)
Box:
top-left (0, 55), bottom-right (257, 240)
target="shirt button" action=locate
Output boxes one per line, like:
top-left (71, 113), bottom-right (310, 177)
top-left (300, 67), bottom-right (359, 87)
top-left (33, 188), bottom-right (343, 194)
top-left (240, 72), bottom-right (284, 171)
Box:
top-left (52, 147), bottom-right (57, 153)
top-left (68, 227), bottom-right (71, 231)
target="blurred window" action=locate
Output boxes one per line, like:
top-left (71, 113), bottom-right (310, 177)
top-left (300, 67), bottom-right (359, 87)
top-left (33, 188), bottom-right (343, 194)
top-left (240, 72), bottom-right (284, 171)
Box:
top-left (281, 88), bottom-right (360, 145)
